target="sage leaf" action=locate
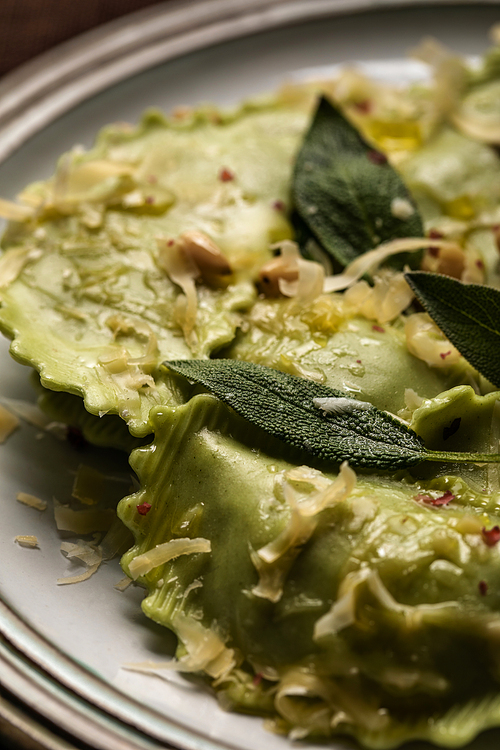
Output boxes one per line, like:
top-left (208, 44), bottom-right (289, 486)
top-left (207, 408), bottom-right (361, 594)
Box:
top-left (291, 210), bottom-right (336, 274)
top-left (164, 359), bottom-right (500, 470)
top-left (292, 96), bottom-right (424, 269)
top-left (405, 271), bottom-right (500, 389)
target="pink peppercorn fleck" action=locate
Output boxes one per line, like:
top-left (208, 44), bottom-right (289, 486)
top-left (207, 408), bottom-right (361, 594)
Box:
top-left (353, 100), bottom-right (372, 114)
top-left (482, 526), bottom-right (500, 546)
top-left (414, 491), bottom-right (454, 507)
top-left (367, 150), bottom-right (387, 165)
top-left (219, 168), bottom-right (234, 182)
top-left (372, 325), bottom-right (385, 333)
top-left (479, 580), bottom-right (488, 596)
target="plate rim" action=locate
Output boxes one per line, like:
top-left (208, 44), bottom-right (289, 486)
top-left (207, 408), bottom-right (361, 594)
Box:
top-left (0, 0), bottom-right (498, 162)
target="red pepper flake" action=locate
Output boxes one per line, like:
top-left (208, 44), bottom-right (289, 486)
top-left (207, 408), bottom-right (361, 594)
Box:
top-left (372, 325), bottom-right (385, 333)
top-left (353, 99), bottom-right (372, 114)
top-left (428, 229), bottom-right (443, 240)
top-left (137, 502), bottom-right (152, 516)
top-left (272, 199), bottom-right (285, 211)
top-left (428, 246), bottom-right (440, 257)
top-left (367, 150), bottom-right (387, 165)
top-left (476, 259), bottom-right (485, 269)
top-left (219, 167), bottom-right (234, 182)
top-left (439, 350), bottom-right (452, 360)
top-left (145, 196), bottom-right (155, 204)
top-left (356, 359), bottom-right (362, 364)
top-left (167, 239), bottom-right (175, 247)
top-left (253, 672), bottom-right (263, 686)
top-left (479, 580), bottom-right (488, 596)
top-left (482, 526), bottom-right (500, 546)
top-left (415, 491), bottom-right (455, 507)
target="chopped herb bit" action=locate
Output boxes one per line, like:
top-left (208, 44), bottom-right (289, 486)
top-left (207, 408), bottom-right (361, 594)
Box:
top-left (443, 417), bottom-right (461, 441)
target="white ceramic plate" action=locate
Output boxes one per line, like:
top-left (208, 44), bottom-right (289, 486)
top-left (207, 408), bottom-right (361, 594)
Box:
top-left (1, 2), bottom-right (500, 748)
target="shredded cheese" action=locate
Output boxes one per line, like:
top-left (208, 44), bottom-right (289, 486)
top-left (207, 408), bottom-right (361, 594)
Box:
top-left (14, 535), bottom-right (39, 548)
top-left (390, 197), bottom-right (415, 219)
top-left (57, 539), bottom-right (103, 585)
top-left (251, 463), bottom-right (356, 602)
top-left (114, 576), bottom-right (132, 592)
top-left (53, 502), bottom-right (115, 534)
top-left (0, 397), bottom-right (51, 429)
top-left (0, 198), bottom-right (34, 222)
top-left (123, 614), bottom-right (236, 680)
top-left (323, 237), bottom-right (461, 293)
top-left (313, 397), bottom-right (373, 415)
top-left (0, 403), bottom-right (20, 443)
top-left (128, 537), bottom-right (211, 580)
top-left (16, 492), bottom-right (47, 511)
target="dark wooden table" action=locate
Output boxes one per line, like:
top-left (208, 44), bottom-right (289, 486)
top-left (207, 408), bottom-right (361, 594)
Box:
top-left (0, 0), bottom-right (165, 78)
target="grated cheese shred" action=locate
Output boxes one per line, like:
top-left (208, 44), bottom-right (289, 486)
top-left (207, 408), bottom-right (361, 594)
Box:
top-left (15, 535), bottom-right (39, 548)
top-left (16, 492), bottom-right (47, 511)
top-left (0, 403), bottom-right (20, 443)
top-left (128, 537), bottom-right (211, 580)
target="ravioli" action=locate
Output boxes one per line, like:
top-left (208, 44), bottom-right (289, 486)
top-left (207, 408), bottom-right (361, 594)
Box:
top-left (0, 100), bottom-right (308, 435)
top-left (2, 34), bottom-right (500, 750)
top-left (120, 393), bottom-right (500, 747)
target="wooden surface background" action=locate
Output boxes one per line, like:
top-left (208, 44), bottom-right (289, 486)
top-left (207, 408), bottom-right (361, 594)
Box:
top-left (0, 0), bottom-right (166, 77)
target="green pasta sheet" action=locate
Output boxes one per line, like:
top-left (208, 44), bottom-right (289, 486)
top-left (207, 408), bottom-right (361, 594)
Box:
top-left (119, 393), bottom-right (500, 747)
top-left (398, 128), bottom-right (500, 221)
top-left (32, 374), bottom-right (146, 453)
top-left (226, 296), bottom-right (470, 415)
top-left (0, 97), bottom-right (310, 436)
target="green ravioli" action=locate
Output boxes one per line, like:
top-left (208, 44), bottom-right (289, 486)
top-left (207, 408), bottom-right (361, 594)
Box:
top-left (119, 394), bottom-right (500, 747)
top-left (4, 38), bottom-right (500, 749)
top-left (0, 99), bottom-right (309, 435)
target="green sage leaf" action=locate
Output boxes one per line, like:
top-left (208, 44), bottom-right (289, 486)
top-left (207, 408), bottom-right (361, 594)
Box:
top-left (292, 96), bottom-right (424, 269)
top-left (163, 359), bottom-right (500, 470)
top-left (405, 271), bottom-right (500, 389)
